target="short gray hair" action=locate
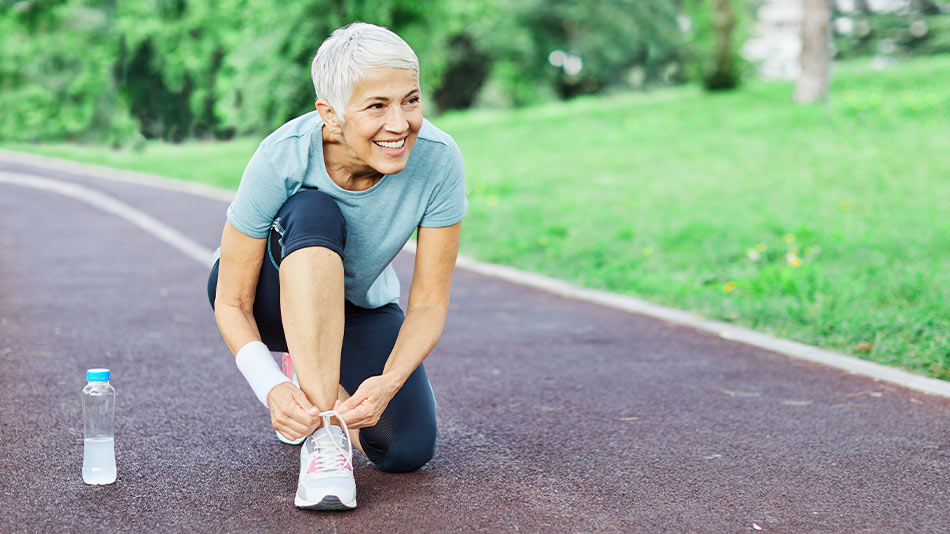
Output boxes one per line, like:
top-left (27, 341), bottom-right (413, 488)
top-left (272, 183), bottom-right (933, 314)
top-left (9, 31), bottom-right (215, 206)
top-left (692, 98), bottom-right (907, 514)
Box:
top-left (311, 22), bottom-right (419, 123)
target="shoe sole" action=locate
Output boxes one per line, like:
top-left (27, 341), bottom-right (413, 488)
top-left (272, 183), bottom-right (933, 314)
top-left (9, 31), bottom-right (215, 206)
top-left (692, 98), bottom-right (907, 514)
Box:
top-left (294, 494), bottom-right (356, 510)
top-left (276, 430), bottom-right (306, 445)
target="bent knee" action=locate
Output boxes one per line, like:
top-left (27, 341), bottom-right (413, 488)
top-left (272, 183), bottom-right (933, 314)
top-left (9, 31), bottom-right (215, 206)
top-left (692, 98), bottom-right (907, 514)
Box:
top-left (282, 188), bottom-right (343, 217)
top-left (274, 189), bottom-right (346, 262)
top-left (375, 420), bottom-right (437, 473)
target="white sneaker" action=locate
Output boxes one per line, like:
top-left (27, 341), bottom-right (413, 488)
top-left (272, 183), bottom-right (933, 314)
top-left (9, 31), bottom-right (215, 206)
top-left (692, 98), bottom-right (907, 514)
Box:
top-left (276, 352), bottom-right (306, 446)
top-left (294, 411), bottom-right (356, 510)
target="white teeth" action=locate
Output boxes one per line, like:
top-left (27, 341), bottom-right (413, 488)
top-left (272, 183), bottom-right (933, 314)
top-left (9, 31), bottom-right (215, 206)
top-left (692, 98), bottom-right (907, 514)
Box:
top-left (374, 139), bottom-right (405, 149)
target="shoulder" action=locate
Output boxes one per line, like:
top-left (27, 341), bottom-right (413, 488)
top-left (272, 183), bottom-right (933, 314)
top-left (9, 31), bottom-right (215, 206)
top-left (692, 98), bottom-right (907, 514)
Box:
top-left (251, 111), bottom-right (323, 174)
top-left (413, 118), bottom-right (462, 165)
top-left (257, 111), bottom-right (324, 155)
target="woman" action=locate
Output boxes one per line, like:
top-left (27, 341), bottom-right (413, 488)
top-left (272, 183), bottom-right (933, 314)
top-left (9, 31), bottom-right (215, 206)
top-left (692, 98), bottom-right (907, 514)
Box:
top-left (207, 22), bottom-right (466, 511)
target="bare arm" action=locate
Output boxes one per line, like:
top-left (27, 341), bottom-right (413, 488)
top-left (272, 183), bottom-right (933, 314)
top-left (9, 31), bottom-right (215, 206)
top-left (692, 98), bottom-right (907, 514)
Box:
top-left (385, 222), bottom-right (461, 382)
top-left (339, 222), bottom-right (461, 427)
top-left (213, 221), bottom-right (267, 354)
top-left (214, 221), bottom-right (321, 437)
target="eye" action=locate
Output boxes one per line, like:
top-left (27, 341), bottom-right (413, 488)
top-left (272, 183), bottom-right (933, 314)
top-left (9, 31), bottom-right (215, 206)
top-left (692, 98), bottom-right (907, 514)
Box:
top-left (405, 96), bottom-right (421, 105)
top-left (367, 103), bottom-right (385, 110)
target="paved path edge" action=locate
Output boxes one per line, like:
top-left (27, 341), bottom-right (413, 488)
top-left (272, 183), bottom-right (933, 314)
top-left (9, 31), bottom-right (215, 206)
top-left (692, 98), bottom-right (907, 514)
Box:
top-left (3, 148), bottom-right (948, 398)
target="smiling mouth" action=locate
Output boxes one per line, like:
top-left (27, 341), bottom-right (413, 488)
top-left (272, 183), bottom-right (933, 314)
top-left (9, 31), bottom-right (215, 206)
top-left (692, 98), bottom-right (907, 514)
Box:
top-left (373, 138), bottom-right (406, 150)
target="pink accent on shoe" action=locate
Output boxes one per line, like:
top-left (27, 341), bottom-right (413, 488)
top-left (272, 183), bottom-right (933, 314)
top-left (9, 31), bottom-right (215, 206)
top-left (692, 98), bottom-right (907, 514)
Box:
top-left (307, 459), bottom-right (321, 474)
top-left (281, 352), bottom-right (293, 379)
top-left (307, 456), bottom-right (351, 474)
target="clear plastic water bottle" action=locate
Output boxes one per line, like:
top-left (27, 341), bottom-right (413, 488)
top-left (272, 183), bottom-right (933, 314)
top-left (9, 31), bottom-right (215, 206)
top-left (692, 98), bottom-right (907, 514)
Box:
top-left (82, 368), bottom-right (116, 485)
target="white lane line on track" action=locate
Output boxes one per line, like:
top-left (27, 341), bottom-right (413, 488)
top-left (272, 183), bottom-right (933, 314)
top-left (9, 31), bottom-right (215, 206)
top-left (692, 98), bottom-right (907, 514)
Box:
top-left (0, 148), bottom-right (235, 202)
top-left (2, 151), bottom-right (949, 398)
top-left (0, 172), bottom-right (214, 267)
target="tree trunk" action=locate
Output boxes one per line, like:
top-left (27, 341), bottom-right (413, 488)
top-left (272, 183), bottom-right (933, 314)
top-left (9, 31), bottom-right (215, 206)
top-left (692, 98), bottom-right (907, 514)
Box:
top-left (795, 0), bottom-right (832, 104)
top-left (704, 0), bottom-right (738, 90)
top-left (912, 0), bottom-right (942, 15)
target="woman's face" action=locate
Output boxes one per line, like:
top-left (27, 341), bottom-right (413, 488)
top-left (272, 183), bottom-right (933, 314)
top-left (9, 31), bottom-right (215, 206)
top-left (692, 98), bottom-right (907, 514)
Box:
top-left (338, 67), bottom-right (423, 176)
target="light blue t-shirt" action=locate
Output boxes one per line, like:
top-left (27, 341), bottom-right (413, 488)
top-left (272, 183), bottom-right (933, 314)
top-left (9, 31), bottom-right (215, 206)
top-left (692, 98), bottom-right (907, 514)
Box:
top-left (224, 111), bottom-right (467, 309)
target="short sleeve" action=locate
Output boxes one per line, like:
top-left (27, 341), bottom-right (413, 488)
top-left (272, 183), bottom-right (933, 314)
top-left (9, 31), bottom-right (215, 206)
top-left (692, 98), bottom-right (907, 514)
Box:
top-left (419, 147), bottom-right (467, 228)
top-left (225, 145), bottom-right (290, 238)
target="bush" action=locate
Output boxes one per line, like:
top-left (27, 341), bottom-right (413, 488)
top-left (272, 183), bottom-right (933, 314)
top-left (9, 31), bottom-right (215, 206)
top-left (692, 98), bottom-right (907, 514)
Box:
top-left (0, 0), bottom-right (452, 142)
top-left (0, 0), bottom-right (774, 142)
top-left (479, 0), bottom-right (685, 102)
top-left (833, 4), bottom-right (950, 59)
top-left (0, 2), bottom-right (138, 144)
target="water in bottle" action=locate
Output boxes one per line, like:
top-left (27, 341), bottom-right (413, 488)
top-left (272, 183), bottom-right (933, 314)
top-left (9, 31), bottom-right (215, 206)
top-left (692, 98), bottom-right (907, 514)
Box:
top-left (82, 368), bottom-right (116, 485)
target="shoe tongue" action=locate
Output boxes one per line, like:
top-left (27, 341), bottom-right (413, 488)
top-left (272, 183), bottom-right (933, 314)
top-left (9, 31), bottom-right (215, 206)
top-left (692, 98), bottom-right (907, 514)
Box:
top-left (310, 425), bottom-right (346, 449)
top-left (323, 424), bottom-right (345, 438)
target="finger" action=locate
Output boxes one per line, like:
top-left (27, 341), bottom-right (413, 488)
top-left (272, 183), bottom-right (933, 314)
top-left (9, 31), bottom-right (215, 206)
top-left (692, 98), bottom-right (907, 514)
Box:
top-left (341, 390), bottom-right (367, 412)
top-left (275, 408), bottom-right (310, 431)
top-left (343, 414), bottom-right (368, 429)
top-left (340, 406), bottom-right (360, 425)
top-left (350, 415), bottom-right (377, 430)
top-left (346, 413), bottom-right (377, 429)
top-left (287, 414), bottom-right (315, 436)
top-left (342, 402), bottom-right (374, 426)
top-left (291, 388), bottom-right (320, 416)
top-left (274, 419), bottom-right (307, 439)
top-left (278, 398), bottom-right (317, 428)
top-left (286, 407), bottom-right (319, 428)
top-left (275, 426), bottom-right (301, 442)
top-left (339, 397), bottom-right (365, 417)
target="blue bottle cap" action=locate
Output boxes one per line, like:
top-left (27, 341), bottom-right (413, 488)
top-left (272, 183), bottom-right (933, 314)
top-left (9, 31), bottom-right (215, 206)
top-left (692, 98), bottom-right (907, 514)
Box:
top-left (87, 368), bottom-right (110, 381)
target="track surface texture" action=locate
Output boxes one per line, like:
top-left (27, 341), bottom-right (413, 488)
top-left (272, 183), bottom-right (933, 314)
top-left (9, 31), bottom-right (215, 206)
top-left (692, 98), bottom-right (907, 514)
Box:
top-left (1, 158), bottom-right (948, 533)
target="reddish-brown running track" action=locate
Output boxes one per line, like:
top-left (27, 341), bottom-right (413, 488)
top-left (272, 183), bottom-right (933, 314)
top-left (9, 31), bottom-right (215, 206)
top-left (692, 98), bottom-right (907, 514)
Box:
top-left (1, 158), bottom-right (948, 533)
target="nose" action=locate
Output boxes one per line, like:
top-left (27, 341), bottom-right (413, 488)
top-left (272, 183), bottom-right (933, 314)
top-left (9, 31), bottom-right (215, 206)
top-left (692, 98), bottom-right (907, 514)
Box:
top-left (385, 104), bottom-right (409, 133)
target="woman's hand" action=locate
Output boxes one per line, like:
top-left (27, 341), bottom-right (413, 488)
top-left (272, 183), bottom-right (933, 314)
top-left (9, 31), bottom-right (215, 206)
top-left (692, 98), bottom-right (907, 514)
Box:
top-left (337, 375), bottom-right (401, 429)
top-left (267, 382), bottom-right (321, 441)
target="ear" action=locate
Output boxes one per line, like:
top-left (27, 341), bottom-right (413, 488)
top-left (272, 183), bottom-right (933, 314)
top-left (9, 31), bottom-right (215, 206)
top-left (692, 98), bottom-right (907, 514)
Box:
top-left (315, 98), bottom-right (343, 134)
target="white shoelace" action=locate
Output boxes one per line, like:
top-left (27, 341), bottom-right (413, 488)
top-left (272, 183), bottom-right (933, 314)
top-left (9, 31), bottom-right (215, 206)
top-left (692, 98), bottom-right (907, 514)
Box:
top-left (307, 410), bottom-right (353, 474)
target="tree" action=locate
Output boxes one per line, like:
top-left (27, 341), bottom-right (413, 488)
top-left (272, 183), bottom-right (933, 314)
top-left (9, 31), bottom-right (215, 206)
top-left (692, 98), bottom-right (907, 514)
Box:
top-left (795, 0), bottom-right (832, 104)
top-left (479, 0), bottom-right (683, 103)
top-left (0, 0), bottom-right (137, 143)
top-left (706, 0), bottom-right (739, 90)
top-left (212, 0), bottom-right (451, 136)
top-left (682, 0), bottom-right (748, 92)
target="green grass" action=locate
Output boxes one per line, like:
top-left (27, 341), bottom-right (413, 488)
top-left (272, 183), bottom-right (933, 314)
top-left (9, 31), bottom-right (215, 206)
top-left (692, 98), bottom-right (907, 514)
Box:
top-left (5, 138), bottom-right (261, 191)
top-left (7, 55), bottom-right (950, 379)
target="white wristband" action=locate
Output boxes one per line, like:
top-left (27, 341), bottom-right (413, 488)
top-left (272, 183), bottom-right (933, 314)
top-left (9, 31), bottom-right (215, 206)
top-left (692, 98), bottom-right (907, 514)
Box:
top-left (235, 341), bottom-right (291, 408)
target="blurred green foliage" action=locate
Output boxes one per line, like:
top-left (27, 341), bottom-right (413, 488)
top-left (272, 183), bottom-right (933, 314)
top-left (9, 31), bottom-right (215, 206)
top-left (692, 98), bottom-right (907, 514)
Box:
top-left (1, 0), bottom-right (455, 142)
top-left (0, 0), bottom-right (724, 143)
top-left (2, 0), bottom-right (948, 143)
top-left (502, 0), bottom-right (683, 100)
top-left (833, 1), bottom-right (950, 58)
top-left (0, 1), bottom-right (138, 144)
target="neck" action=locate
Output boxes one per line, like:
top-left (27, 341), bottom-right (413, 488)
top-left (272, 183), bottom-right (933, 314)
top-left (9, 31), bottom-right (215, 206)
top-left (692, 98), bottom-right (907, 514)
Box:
top-left (322, 125), bottom-right (383, 191)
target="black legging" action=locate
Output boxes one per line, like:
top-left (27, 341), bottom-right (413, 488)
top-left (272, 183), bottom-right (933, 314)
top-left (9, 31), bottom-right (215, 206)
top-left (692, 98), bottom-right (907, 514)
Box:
top-left (208, 189), bottom-right (436, 472)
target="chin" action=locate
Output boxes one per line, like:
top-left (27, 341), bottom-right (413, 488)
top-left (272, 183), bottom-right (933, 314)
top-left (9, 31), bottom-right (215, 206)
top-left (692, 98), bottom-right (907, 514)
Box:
top-left (369, 157), bottom-right (408, 175)
top-left (368, 140), bottom-right (415, 175)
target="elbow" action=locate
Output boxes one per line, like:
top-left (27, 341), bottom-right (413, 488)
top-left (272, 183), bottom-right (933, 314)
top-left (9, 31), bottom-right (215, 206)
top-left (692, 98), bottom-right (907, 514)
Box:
top-left (407, 302), bottom-right (451, 339)
top-left (213, 299), bottom-right (254, 326)
top-left (213, 304), bottom-right (229, 331)
top-left (212, 304), bottom-right (226, 325)
top-left (407, 300), bottom-right (450, 318)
